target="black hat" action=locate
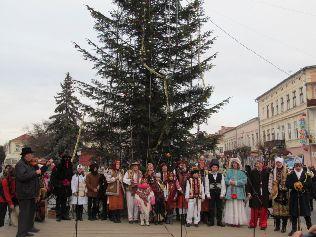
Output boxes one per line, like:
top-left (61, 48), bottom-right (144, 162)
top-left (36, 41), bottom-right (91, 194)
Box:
top-left (210, 159), bottom-right (220, 168)
top-left (89, 163), bottom-right (99, 172)
top-left (191, 166), bottom-right (200, 174)
top-left (20, 147), bottom-right (34, 156)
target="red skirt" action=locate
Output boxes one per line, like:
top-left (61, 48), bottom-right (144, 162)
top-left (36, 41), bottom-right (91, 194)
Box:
top-left (177, 194), bottom-right (188, 209)
top-left (109, 187), bottom-right (124, 211)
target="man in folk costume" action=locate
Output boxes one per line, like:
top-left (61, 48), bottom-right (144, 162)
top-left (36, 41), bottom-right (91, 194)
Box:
top-left (71, 165), bottom-right (87, 221)
top-left (205, 159), bottom-right (226, 227)
top-left (106, 160), bottom-right (125, 223)
top-left (198, 155), bottom-right (209, 223)
top-left (286, 158), bottom-right (313, 236)
top-left (185, 167), bottom-right (205, 227)
top-left (134, 177), bottom-right (155, 226)
top-left (164, 172), bottom-right (182, 224)
top-left (123, 161), bottom-right (142, 224)
top-left (158, 163), bottom-right (169, 183)
top-left (268, 157), bottom-right (290, 233)
top-left (175, 160), bottom-right (189, 223)
top-left (247, 157), bottom-right (271, 230)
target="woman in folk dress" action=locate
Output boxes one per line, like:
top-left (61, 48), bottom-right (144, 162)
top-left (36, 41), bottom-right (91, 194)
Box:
top-left (223, 157), bottom-right (248, 227)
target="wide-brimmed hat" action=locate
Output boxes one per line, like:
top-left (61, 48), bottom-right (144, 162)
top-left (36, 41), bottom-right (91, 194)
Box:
top-left (130, 161), bottom-right (140, 167)
top-left (20, 147), bottom-right (34, 156)
top-left (210, 159), bottom-right (220, 168)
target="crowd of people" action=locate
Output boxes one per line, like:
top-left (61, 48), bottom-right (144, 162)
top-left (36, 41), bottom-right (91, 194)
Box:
top-left (1, 146), bottom-right (316, 237)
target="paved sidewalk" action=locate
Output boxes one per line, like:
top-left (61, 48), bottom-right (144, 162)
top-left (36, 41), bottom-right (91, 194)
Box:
top-left (0, 218), bottom-right (309, 237)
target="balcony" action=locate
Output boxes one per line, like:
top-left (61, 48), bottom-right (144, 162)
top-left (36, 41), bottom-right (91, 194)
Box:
top-left (307, 99), bottom-right (316, 107)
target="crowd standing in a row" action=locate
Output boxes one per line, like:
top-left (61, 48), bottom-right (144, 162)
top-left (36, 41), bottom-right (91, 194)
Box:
top-left (1, 147), bottom-right (316, 237)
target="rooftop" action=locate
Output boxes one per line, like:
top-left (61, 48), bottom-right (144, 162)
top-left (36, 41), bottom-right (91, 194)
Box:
top-left (256, 65), bottom-right (316, 101)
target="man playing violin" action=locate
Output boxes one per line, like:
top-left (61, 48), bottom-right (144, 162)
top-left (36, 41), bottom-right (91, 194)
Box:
top-left (15, 147), bottom-right (42, 237)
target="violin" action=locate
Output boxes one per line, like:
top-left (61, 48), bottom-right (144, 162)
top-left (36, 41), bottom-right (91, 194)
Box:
top-left (29, 157), bottom-right (39, 167)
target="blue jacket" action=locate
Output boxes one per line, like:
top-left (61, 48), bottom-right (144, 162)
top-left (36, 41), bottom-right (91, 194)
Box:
top-left (225, 169), bottom-right (247, 200)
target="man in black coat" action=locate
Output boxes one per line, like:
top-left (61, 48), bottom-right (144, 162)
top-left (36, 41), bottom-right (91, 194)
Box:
top-left (247, 158), bottom-right (270, 230)
top-left (51, 153), bottom-right (73, 222)
top-left (15, 147), bottom-right (41, 237)
top-left (286, 158), bottom-right (313, 236)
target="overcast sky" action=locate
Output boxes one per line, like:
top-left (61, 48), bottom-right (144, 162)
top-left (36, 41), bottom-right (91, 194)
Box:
top-left (0, 0), bottom-right (315, 145)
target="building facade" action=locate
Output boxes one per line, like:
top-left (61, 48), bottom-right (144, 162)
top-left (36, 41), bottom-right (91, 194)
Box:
top-left (256, 65), bottom-right (316, 165)
top-left (220, 117), bottom-right (259, 153)
top-left (4, 134), bottom-right (31, 166)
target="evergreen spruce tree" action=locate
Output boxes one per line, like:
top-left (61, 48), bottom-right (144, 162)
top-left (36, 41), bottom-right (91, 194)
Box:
top-left (75, 0), bottom-right (228, 164)
top-left (48, 73), bottom-right (81, 158)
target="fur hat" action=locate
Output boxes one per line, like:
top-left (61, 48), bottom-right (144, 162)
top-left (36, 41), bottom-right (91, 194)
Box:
top-left (229, 157), bottom-right (242, 169)
top-left (275, 157), bottom-right (284, 164)
top-left (294, 157), bottom-right (303, 165)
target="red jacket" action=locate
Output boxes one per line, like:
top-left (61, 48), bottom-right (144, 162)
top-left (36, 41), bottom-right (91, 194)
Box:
top-left (0, 178), bottom-right (14, 206)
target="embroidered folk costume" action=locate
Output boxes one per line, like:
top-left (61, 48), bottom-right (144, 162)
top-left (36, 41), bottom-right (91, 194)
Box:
top-left (176, 160), bottom-right (189, 218)
top-left (164, 172), bottom-right (182, 224)
top-left (134, 177), bottom-right (155, 226)
top-left (205, 159), bottom-right (226, 227)
top-left (223, 157), bottom-right (248, 227)
top-left (185, 167), bottom-right (205, 227)
top-left (247, 158), bottom-right (270, 230)
top-left (198, 156), bottom-right (209, 223)
top-left (268, 157), bottom-right (289, 233)
top-left (106, 160), bottom-right (125, 223)
top-left (123, 161), bottom-right (142, 223)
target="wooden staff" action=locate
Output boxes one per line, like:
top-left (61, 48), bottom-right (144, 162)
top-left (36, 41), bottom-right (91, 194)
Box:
top-left (72, 113), bottom-right (85, 163)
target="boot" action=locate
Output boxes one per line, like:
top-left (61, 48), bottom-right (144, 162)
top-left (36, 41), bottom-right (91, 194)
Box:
top-left (305, 216), bottom-right (312, 230)
top-left (289, 217), bottom-right (297, 237)
top-left (116, 211), bottom-right (122, 223)
top-left (281, 218), bottom-right (287, 233)
top-left (274, 218), bottom-right (281, 231)
top-left (139, 214), bottom-right (144, 226)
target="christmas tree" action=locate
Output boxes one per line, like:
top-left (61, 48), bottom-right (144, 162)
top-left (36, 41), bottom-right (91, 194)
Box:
top-left (48, 73), bottom-right (82, 158)
top-left (75, 0), bottom-right (228, 164)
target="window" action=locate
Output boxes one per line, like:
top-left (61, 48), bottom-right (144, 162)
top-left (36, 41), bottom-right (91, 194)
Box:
top-left (256, 133), bottom-right (259, 143)
top-left (267, 129), bottom-right (270, 141)
top-left (252, 134), bottom-right (255, 146)
top-left (276, 126), bottom-right (280, 139)
top-left (15, 144), bottom-right (21, 152)
top-left (294, 121), bottom-right (298, 139)
top-left (293, 91), bottom-right (297, 107)
top-left (263, 131), bottom-right (266, 142)
top-left (276, 100), bottom-right (279, 114)
top-left (266, 105), bottom-right (270, 118)
top-left (271, 103), bottom-right (274, 116)
top-left (281, 125), bottom-right (285, 140)
top-left (280, 97), bottom-right (284, 112)
top-left (299, 87), bottom-right (304, 104)
top-left (286, 94), bottom-right (290, 110)
top-left (288, 123), bottom-right (292, 140)
top-left (272, 128), bottom-right (275, 140)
